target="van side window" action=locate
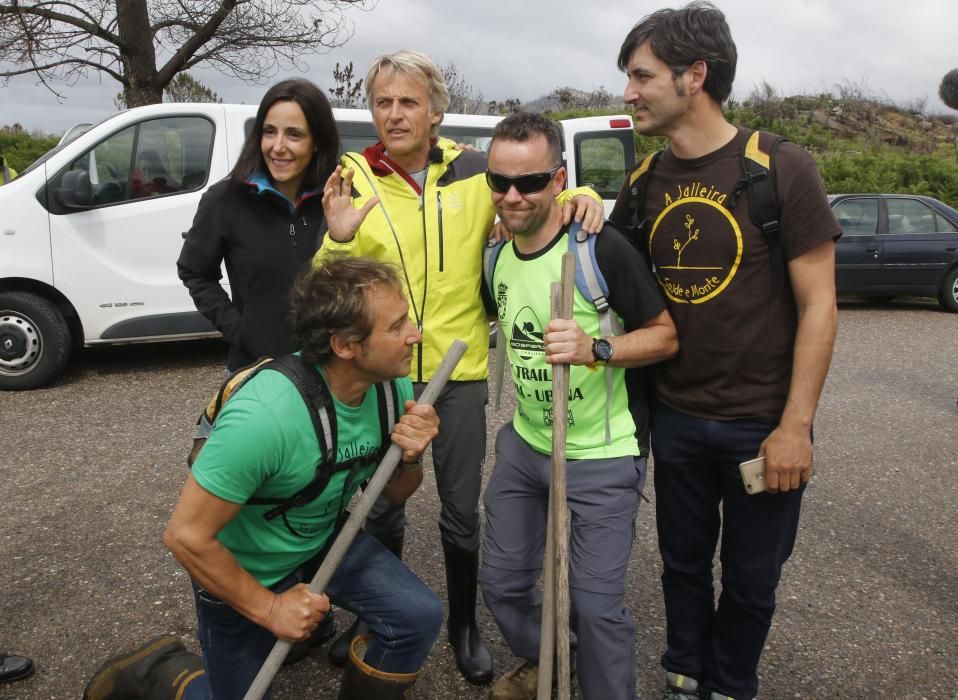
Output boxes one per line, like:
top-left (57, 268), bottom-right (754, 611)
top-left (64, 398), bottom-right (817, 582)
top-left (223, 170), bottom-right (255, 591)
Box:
top-left (52, 116), bottom-right (214, 210)
top-left (574, 132), bottom-right (632, 200)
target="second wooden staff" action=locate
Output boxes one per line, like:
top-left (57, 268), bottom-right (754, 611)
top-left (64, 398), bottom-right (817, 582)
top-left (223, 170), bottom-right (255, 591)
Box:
top-left (537, 253), bottom-right (575, 700)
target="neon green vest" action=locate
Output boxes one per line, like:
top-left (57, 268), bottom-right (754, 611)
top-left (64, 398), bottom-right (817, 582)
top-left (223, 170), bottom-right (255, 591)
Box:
top-left (493, 234), bottom-right (639, 459)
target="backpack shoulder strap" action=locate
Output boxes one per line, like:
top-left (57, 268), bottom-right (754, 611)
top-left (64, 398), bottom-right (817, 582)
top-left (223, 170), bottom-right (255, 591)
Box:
top-left (483, 239), bottom-right (507, 300)
top-left (374, 379), bottom-right (400, 447)
top-left (189, 356), bottom-right (273, 466)
top-left (485, 239), bottom-right (510, 412)
top-left (739, 130), bottom-right (787, 283)
top-left (567, 222), bottom-right (622, 446)
top-left (265, 354), bottom-right (336, 464)
top-left (626, 149), bottom-right (663, 249)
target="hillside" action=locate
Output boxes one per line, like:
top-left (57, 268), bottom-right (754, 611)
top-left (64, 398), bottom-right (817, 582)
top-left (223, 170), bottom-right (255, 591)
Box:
top-left (546, 88), bottom-right (958, 205)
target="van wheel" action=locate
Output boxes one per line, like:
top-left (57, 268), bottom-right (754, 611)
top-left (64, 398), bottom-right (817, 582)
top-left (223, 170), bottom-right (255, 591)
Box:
top-left (0, 292), bottom-right (72, 390)
top-left (939, 268), bottom-right (958, 313)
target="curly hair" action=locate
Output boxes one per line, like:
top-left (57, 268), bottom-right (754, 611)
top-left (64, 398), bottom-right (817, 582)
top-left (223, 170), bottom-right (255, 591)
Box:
top-left (290, 256), bottom-right (404, 365)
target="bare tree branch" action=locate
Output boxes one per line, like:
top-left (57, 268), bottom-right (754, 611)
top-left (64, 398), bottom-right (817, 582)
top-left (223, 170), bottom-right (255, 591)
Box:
top-left (0, 0), bottom-right (376, 107)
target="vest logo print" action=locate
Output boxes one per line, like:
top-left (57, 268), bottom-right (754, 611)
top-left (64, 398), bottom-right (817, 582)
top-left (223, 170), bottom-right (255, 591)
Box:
top-left (649, 193), bottom-right (744, 305)
top-left (543, 407), bottom-right (575, 427)
top-left (443, 191), bottom-right (463, 209)
top-left (496, 281), bottom-right (509, 322)
top-left (510, 306), bottom-right (545, 361)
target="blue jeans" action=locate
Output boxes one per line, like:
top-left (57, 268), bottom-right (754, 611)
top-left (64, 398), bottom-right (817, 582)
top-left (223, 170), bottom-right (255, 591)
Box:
top-left (652, 402), bottom-right (805, 699)
top-left (182, 530), bottom-right (443, 699)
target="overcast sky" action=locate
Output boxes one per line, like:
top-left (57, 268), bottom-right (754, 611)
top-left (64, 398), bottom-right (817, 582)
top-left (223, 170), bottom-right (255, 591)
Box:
top-left (1, 0), bottom-right (954, 135)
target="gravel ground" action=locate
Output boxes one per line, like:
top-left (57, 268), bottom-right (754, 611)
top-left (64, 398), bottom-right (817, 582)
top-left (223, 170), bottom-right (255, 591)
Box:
top-left (1, 298), bottom-right (956, 699)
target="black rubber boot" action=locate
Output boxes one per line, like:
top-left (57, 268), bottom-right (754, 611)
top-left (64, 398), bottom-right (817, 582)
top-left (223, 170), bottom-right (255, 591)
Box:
top-left (329, 532), bottom-right (404, 667)
top-left (336, 634), bottom-right (417, 700)
top-left (83, 636), bottom-right (205, 700)
top-left (442, 539), bottom-right (493, 685)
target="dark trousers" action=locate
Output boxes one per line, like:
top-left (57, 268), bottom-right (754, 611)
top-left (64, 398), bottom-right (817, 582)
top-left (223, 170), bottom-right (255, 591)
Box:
top-left (365, 380), bottom-right (487, 551)
top-left (652, 402), bottom-right (805, 699)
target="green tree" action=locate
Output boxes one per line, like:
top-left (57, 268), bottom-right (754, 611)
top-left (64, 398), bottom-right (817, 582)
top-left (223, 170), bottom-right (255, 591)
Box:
top-left (0, 0), bottom-right (374, 108)
top-left (164, 73), bottom-right (222, 104)
top-left (940, 69), bottom-right (958, 110)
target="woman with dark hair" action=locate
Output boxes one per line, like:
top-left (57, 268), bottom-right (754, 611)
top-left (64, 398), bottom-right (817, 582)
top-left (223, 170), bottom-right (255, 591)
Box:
top-left (178, 78), bottom-right (340, 372)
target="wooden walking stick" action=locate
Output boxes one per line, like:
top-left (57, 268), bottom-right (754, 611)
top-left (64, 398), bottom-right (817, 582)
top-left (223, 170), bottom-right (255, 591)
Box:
top-left (243, 340), bottom-right (468, 700)
top-left (537, 253), bottom-right (576, 700)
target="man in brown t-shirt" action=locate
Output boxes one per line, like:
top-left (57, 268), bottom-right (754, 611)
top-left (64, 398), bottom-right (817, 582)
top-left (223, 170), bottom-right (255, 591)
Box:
top-left (609, 4), bottom-right (840, 700)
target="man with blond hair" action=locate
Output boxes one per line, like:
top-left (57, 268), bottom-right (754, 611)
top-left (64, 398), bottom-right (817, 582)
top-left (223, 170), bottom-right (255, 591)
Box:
top-left (316, 49), bottom-right (604, 684)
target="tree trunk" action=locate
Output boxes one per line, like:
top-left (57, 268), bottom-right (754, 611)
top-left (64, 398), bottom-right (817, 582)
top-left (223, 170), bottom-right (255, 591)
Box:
top-left (116, 0), bottom-right (161, 107)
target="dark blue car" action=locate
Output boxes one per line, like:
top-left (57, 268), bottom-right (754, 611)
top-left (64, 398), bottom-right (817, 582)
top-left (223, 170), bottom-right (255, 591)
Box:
top-left (830, 194), bottom-right (958, 312)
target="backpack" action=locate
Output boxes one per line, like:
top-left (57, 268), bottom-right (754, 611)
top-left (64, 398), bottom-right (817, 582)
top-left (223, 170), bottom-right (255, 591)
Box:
top-left (188, 354), bottom-right (401, 537)
top-left (483, 221), bottom-right (623, 445)
top-left (626, 130), bottom-right (788, 283)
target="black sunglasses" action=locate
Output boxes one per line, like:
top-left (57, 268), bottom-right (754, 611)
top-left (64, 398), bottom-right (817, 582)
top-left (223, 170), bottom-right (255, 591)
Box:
top-left (485, 164), bottom-right (562, 195)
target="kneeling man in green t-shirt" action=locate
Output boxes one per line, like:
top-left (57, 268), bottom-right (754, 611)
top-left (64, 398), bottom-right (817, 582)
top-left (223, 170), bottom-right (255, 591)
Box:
top-left (85, 257), bottom-right (443, 700)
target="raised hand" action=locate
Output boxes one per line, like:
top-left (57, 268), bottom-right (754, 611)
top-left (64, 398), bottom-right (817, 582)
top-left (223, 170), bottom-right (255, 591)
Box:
top-left (322, 165), bottom-right (380, 243)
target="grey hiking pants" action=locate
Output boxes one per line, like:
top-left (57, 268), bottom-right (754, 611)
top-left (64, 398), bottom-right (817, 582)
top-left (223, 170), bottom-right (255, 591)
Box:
top-left (365, 380), bottom-right (487, 551)
top-left (479, 423), bottom-right (647, 700)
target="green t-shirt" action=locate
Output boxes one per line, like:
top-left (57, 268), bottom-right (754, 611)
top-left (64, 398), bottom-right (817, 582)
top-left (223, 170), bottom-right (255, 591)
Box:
top-left (191, 365), bottom-right (412, 586)
top-left (493, 232), bottom-right (639, 459)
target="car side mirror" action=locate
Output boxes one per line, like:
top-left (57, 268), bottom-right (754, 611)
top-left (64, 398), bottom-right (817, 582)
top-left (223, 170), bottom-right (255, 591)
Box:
top-left (54, 168), bottom-right (93, 209)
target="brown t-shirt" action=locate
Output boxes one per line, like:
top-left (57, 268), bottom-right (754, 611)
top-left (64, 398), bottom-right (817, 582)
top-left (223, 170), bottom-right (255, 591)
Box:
top-left (610, 128), bottom-right (841, 421)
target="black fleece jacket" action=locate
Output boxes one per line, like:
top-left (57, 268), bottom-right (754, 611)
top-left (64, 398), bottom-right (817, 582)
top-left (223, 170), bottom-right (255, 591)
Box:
top-left (177, 178), bottom-right (325, 371)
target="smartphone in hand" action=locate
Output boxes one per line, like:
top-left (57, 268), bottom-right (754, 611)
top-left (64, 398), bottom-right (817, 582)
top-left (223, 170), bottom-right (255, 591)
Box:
top-left (739, 456), bottom-right (767, 495)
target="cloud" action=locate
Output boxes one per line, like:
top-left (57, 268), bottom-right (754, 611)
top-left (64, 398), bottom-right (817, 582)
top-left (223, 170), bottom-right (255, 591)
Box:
top-left (2, 0), bottom-right (955, 134)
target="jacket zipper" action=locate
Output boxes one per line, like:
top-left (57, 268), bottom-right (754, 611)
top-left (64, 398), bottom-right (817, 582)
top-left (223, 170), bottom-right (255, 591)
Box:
top-left (289, 222), bottom-right (297, 247)
top-left (416, 182), bottom-right (428, 383)
top-left (437, 191), bottom-right (444, 272)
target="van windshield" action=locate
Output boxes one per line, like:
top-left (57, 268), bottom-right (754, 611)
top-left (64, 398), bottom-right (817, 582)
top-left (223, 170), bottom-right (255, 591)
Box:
top-left (18, 116), bottom-right (111, 178)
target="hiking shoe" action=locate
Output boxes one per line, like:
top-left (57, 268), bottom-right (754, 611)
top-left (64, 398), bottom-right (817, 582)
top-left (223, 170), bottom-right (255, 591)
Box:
top-left (664, 671), bottom-right (701, 699)
top-left (284, 609), bottom-right (337, 666)
top-left (489, 660), bottom-right (538, 700)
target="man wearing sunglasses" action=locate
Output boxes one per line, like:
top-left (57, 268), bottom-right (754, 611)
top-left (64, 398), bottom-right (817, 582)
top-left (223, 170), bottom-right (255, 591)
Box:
top-left (314, 50), bottom-right (604, 684)
top-left (478, 112), bottom-right (678, 700)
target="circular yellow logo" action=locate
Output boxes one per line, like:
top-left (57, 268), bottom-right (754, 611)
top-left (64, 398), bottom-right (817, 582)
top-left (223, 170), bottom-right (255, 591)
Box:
top-left (648, 196), bottom-right (743, 304)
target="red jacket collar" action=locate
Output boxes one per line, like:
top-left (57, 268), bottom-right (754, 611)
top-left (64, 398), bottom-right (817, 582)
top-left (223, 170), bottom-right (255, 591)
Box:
top-left (361, 138), bottom-right (443, 195)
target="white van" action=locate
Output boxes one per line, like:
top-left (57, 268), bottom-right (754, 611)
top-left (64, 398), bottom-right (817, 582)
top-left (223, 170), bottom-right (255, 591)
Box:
top-left (0, 103), bottom-right (634, 389)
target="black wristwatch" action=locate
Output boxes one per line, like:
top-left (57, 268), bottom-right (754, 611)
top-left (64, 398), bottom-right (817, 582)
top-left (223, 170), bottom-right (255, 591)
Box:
top-left (591, 337), bottom-right (613, 364)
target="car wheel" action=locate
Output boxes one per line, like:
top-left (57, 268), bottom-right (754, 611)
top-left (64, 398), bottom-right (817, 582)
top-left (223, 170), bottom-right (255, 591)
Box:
top-left (938, 267), bottom-right (958, 313)
top-left (0, 292), bottom-right (72, 390)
